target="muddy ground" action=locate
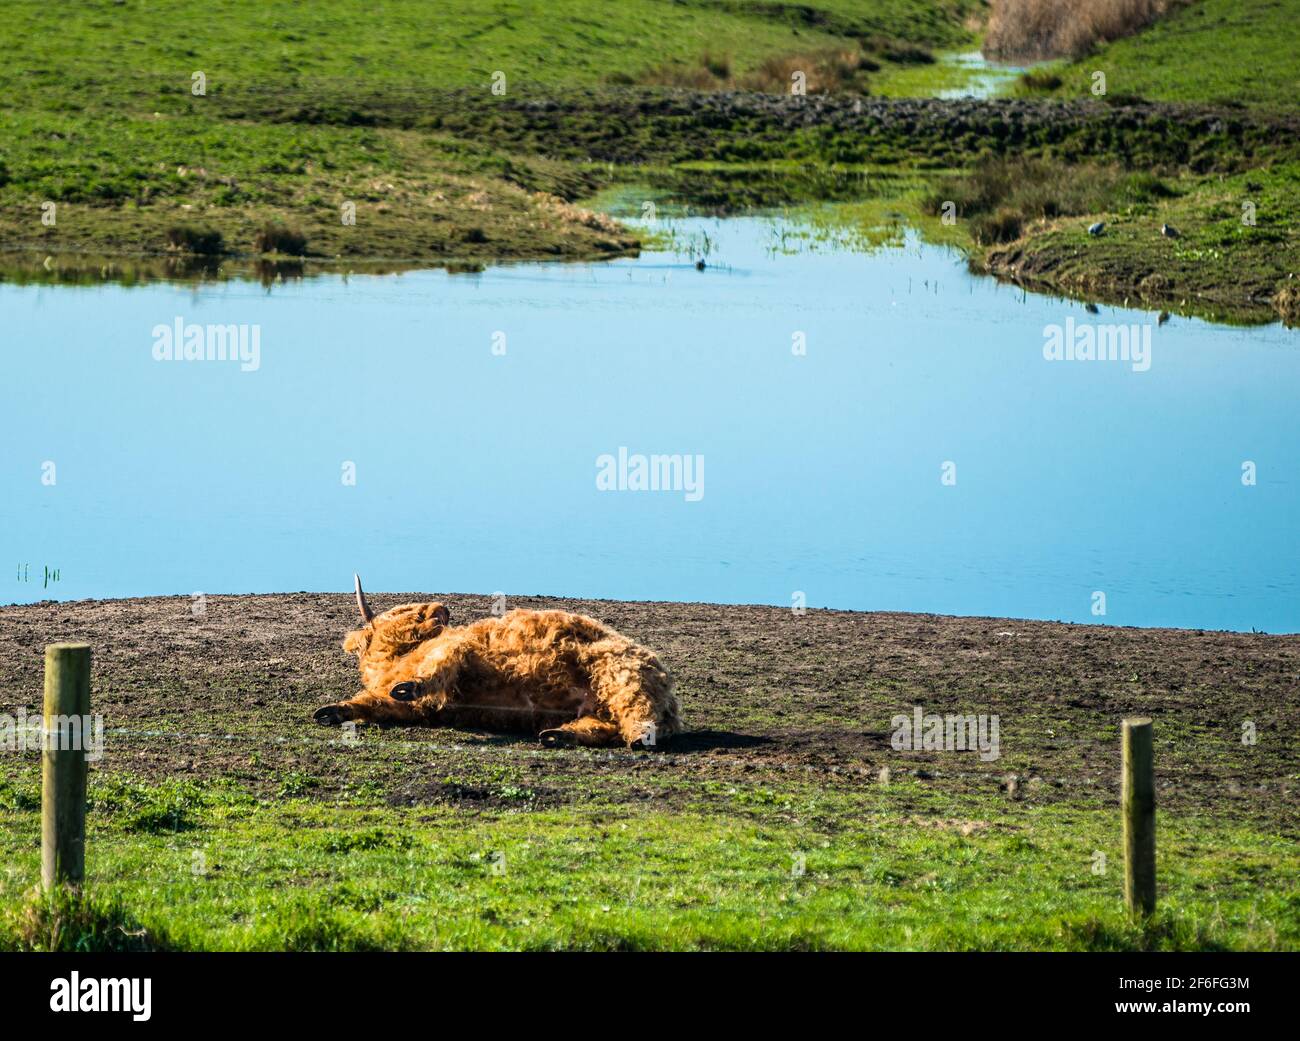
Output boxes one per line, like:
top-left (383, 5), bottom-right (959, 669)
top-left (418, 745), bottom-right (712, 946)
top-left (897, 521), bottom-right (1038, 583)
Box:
top-left (1, 593), bottom-right (1296, 829)
top-left (224, 90), bottom-right (1300, 168)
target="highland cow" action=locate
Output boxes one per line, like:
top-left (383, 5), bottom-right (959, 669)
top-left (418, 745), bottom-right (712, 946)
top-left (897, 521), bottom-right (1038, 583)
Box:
top-left (312, 577), bottom-right (681, 748)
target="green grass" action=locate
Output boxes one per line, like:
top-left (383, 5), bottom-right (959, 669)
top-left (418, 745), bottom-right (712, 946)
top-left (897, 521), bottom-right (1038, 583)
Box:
top-left (870, 43), bottom-right (1027, 99)
top-left (2, 771), bottom-right (1294, 951)
top-left (0, 0), bottom-right (985, 112)
top-left (0, 0), bottom-right (837, 104)
top-left (0, 0), bottom-right (982, 265)
top-left (2, 588), bottom-right (1295, 951)
top-left (0, 106), bottom-right (642, 263)
top-left (0, 1), bottom-right (1297, 313)
top-left (929, 156), bottom-right (1300, 324)
top-left (1033, 0), bottom-right (1300, 111)
top-left (973, 0), bottom-right (1300, 322)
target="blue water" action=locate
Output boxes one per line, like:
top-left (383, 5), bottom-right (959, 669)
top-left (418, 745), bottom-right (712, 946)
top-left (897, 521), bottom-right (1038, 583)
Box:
top-left (936, 51), bottom-right (1029, 100)
top-left (2, 218), bottom-right (1297, 631)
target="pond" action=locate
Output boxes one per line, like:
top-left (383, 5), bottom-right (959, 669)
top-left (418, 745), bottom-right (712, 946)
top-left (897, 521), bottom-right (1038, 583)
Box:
top-left (3, 217), bottom-right (1297, 632)
top-left (933, 50), bottom-right (1030, 99)
top-left (874, 48), bottom-right (1031, 99)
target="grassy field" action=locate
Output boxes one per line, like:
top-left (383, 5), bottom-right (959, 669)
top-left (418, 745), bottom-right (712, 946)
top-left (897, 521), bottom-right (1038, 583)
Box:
top-left (0, 0), bottom-right (979, 266)
top-left (2, 0), bottom-right (1297, 322)
top-left (5, 776), bottom-right (1294, 951)
top-left (945, 0), bottom-right (1300, 324)
top-left (3, 4), bottom-right (1296, 955)
top-left (2, 0), bottom-right (980, 104)
top-left (862, 0), bottom-right (1295, 325)
top-left (1, 593), bottom-right (1296, 951)
top-left (1032, 0), bottom-right (1300, 111)
top-left (992, 0), bottom-right (1300, 323)
top-left (922, 155), bottom-right (1300, 324)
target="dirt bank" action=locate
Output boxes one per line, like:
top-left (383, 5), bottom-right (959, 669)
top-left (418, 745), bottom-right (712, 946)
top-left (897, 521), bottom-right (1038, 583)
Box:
top-left (224, 89), bottom-right (1300, 167)
top-left (1, 593), bottom-right (1295, 828)
top-left (11, 90), bottom-right (1296, 320)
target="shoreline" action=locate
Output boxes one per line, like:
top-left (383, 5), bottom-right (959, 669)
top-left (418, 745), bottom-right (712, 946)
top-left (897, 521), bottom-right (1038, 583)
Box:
top-left (3, 591), bottom-right (1298, 638)
top-left (3, 590), bottom-right (1295, 949)
top-left (6, 93), bottom-right (1297, 324)
top-left (1, 590), bottom-right (1294, 823)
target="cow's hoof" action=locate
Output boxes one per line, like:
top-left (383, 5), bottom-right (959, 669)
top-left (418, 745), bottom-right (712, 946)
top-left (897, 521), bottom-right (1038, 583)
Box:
top-left (314, 704), bottom-right (353, 726)
top-left (539, 729), bottom-right (578, 749)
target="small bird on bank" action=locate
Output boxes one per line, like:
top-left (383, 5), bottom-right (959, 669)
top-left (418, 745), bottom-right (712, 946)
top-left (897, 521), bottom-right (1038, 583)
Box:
top-left (1161, 223), bottom-right (1180, 239)
top-left (1087, 221), bottom-right (1105, 237)
top-left (1085, 302), bottom-right (1099, 314)
top-left (1158, 311), bottom-right (1171, 326)
top-left (695, 259), bottom-right (706, 271)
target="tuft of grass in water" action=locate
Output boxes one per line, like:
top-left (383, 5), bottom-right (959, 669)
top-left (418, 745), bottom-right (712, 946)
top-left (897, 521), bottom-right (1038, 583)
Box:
top-left (922, 157), bottom-right (1175, 227)
top-left (254, 223), bottom-right (308, 257)
top-left (971, 207), bottom-right (1024, 244)
top-left (165, 225), bottom-right (225, 255)
top-left (1275, 281), bottom-right (1300, 326)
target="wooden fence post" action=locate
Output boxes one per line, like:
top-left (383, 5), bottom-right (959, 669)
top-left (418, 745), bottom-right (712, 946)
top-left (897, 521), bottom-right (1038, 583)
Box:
top-left (1121, 716), bottom-right (1156, 917)
top-left (41, 643), bottom-right (91, 890)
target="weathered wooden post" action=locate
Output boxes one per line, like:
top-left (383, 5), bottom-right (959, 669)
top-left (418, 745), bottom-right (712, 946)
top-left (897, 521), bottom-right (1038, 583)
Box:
top-left (1121, 716), bottom-right (1156, 917)
top-left (41, 643), bottom-right (91, 890)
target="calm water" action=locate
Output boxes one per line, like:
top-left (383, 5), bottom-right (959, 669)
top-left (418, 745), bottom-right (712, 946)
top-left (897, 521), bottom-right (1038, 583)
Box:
top-left (2, 218), bottom-right (1297, 631)
top-left (935, 51), bottom-right (1029, 100)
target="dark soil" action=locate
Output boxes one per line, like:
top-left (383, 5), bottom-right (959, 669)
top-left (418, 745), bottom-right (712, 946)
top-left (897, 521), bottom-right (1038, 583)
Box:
top-left (1, 593), bottom-right (1296, 826)
top-left (222, 89), bottom-right (1300, 170)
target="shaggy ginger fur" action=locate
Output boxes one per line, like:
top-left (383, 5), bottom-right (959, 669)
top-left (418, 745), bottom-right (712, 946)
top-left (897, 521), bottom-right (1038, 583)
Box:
top-left (313, 594), bottom-right (681, 748)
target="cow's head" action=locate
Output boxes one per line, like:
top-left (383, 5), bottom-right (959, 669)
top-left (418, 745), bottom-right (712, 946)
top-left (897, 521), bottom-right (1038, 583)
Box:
top-left (343, 574), bottom-right (449, 685)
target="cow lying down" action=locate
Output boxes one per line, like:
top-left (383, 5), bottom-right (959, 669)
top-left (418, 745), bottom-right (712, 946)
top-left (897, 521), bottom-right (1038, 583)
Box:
top-left (313, 577), bottom-right (682, 748)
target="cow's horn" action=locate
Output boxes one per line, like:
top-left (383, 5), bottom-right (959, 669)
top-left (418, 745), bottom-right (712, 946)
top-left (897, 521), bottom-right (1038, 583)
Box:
top-left (354, 573), bottom-right (374, 623)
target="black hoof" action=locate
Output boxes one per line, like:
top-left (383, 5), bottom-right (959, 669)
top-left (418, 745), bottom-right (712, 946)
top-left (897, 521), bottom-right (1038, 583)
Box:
top-left (539, 729), bottom-right (578, 749)
top-left (314, 704), bottom-right (352, 726)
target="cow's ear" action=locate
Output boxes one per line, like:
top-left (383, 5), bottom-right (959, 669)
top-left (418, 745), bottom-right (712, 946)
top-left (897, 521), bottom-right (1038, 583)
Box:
top-left (433, 605), bottom-right (450, 628)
